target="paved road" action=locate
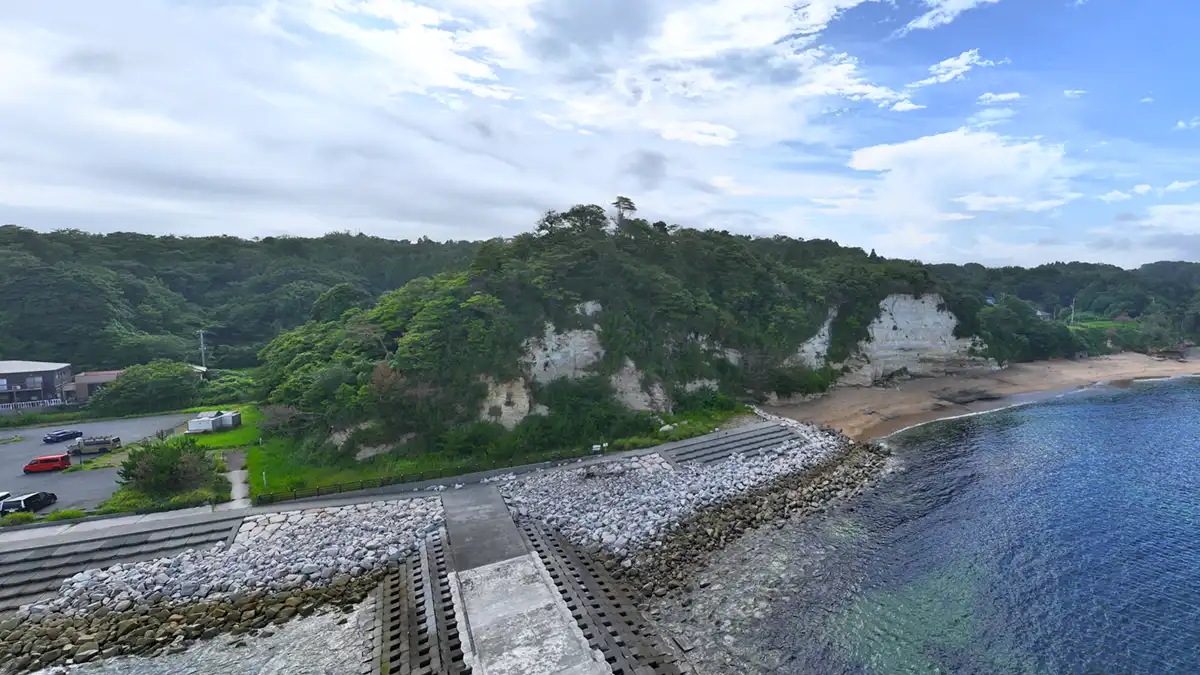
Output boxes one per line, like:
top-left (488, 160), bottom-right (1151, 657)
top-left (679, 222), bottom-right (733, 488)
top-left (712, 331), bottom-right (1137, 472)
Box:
top-left (0, 414), bottom-right (192, 512)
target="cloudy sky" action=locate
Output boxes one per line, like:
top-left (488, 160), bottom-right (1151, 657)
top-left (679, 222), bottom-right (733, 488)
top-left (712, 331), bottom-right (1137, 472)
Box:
top-left (2, 0), bottom-right (1198, 266)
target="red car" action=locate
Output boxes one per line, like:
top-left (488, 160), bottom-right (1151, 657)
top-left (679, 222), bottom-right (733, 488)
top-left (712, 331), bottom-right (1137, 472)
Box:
top-left (23, 454), bottom-right (71, 474)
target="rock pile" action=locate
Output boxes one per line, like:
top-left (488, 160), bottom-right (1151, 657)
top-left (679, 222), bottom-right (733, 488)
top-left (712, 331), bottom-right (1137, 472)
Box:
top-left (615, 442), bottom-right (889, 600)
top-left (0, 574), bottom-right (383, 674)
top-left (48, 499), bottom-right (441, 615)
top-left (499, 420), bottom-right (850, 559)
top-left (0, 498), bottom-right (443, 673)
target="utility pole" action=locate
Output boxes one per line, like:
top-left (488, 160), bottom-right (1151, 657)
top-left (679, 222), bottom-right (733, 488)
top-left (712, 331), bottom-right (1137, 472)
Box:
top-left (1070, 297), bottom-right (1076, 326)
top-left (197, 330), bottom-right (209, 370)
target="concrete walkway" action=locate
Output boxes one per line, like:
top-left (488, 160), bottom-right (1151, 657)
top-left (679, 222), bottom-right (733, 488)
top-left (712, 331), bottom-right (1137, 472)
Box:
top-left (214, 469), bottom-right (251, 511)
top-left (443, 486), bottom-right (610, 675)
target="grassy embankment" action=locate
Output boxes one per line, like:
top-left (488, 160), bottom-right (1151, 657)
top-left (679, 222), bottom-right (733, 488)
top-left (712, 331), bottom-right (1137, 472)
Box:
top-left (1, 406), bottom-right (262, 526)
top-left (245, 405), bottom-right (749, 497)
top-left (0, 403), bottom-right (249, 431)
top-left (90, 407), bottom-right (263, 513)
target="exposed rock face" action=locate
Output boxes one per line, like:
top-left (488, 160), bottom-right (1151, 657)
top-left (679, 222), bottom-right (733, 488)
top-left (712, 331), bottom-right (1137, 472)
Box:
top-left (522, 323), bottom-right (604, 384)
top-left (838, 294), bottom-right (987, 386)
top-left (683, 379), bottom-right (719, 393)
top-left (479, 377), bottom-right (535, 429)
top-left (576, 300), bottom-right (603, 317)
top-left (610, 358), bottom-right (668, 412)
top-left (479, 293), bottom-right (989, 425)
top-left (787, 309), bottom-right (836, 369)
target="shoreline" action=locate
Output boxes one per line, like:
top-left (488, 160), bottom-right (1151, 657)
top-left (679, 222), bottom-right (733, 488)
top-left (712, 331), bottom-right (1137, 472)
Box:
top-left (764, 352), bottom-right (1200, 441)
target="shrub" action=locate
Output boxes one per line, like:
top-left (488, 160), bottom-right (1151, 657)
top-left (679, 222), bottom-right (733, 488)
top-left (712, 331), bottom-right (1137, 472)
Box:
top-left (96, 488), bottom-right (155, 514)
top-left (118, 437), bottom-right (214, 496)
top-left (168, 489), bottom-right (218, 508)
top-left (0, 512), bottom-right (39, 527)
top-left (42, 509), bottom-right (87, 522)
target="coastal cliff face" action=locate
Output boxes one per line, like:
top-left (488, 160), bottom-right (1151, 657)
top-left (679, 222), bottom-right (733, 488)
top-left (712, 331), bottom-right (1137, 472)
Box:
top-left (822, 294), bottom-right (988, 386)
top-left (474, 294), bottom-right (989, 427)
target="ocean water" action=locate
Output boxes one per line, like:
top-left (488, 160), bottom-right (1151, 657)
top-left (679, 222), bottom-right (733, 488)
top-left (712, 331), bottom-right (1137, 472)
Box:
top-left (761, 378), bottom-right (1200, 675)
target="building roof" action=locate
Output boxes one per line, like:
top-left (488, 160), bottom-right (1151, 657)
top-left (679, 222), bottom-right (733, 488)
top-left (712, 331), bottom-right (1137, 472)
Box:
top-left (0, 361), bottom-right (71, 375)
top-left (77, 370), bottom-right (124, 377)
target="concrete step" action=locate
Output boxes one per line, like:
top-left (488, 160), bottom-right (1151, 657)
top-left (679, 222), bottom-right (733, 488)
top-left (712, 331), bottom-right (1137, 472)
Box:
top-left (661, 422), bottom-right (799, 465)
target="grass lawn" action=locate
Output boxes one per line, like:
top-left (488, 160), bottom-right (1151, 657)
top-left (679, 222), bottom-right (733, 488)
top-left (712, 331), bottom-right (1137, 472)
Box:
top-left (193, 405), bottom-right (263, 449)
top-left (71, 404), bottom-right (261, 471)
top-left (245, 406), bottom-right (751, 497)
top-left (0, 402), bottom-right (258, 431)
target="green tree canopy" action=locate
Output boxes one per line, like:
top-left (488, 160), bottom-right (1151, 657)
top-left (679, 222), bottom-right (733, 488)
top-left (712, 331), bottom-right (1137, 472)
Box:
top-left (88, 360), bottom-right (203, 416)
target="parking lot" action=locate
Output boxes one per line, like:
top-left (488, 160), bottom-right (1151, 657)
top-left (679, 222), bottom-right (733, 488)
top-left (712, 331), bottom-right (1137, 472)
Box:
top-left (0, 414), bottom-right (192, 512)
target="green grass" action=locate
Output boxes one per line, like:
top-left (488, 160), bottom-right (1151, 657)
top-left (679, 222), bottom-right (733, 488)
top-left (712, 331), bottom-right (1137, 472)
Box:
top-left (193, 405), bottom-right (263, 449)
top-left (42, 509), bottom-right (87, 522)
top-left (0, 435), bottom-right (21, 445)
top-left (96, 484), bottom-right (228, 515)
top-left (246, 406), bottom-right (751, 497)
top-left (0, 512), bottom-right (39, 527)
top-left (0, 402), bottom-right (258, 431)
top-left (1078, 320), bottom-right (1133, 329)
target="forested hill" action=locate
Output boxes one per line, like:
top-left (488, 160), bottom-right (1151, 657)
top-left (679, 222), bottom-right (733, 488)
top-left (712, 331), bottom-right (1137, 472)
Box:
top-left (248, 202), bottom-right (1200, 463)
top-left (0, 225), bottom-right (478, 369)
top-left (2, 204), bottom-right (1199, 378)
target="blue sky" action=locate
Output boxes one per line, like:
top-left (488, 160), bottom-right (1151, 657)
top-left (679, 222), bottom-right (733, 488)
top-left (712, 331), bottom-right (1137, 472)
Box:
top-left (0, 0), bottom-right (1198, 266)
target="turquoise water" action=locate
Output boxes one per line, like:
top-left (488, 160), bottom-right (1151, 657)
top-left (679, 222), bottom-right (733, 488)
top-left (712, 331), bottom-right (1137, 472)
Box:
top-left (768, 378), bottom-right (1200, 674)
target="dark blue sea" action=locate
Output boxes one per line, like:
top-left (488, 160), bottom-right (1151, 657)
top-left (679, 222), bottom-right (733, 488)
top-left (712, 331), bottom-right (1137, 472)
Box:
top-left (766, 377), bottom-right (1200, 675)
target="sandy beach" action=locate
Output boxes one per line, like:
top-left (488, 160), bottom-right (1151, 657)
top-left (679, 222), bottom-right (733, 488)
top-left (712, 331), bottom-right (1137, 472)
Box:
top-left (765, 352), bottom-right (1200, 441)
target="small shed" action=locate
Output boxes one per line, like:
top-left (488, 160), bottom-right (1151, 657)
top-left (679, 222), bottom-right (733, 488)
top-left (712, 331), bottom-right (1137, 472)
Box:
top-left (186, 410), bottom-right (243, 434)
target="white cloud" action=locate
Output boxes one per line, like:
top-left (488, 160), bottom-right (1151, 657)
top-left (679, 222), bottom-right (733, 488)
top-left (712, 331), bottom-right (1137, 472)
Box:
top-left (904, 0), bottom-right (1004, 32)
top-left (1063, 89), bottom-right (1087, 98)
top-left (1140, 97), bottom-right (1154, 103)
top-left (954, 193), bottom-right (1023, 210)
top-left (1144, 204), bottom-right (1200, 235)
top-left (910, 49), bottom-right (1003, 88)
top-left (655, 121), bottom-right (738, 146)
top-left (978, 92), bottom-right (1022, 105)
top-left (1175, 118), bottom-right (1200, 130)
top-left (4, 0), bottom-right (1194, 267)
top-left (1098, 190), bottom-right (1131, 202)
top-left (1132, 184), bottom-right (1152, 195)
top-left (1164, 180), bottom-right (1200, 193)
top-left (968, 107), bottom-right (1016, 127)
top-left (847, 128), bottom-right (1083, 218)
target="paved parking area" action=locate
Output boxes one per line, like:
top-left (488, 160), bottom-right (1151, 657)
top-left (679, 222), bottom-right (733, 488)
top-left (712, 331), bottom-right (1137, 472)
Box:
top-left (0, 414), bottom-right (191, 512)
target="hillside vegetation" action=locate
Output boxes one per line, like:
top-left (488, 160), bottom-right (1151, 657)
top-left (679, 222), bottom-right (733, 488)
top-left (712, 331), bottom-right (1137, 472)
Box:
top-left (251, 200), bottom-right (1199, 468)
top-left (0, 225), bottom-right (478, 369)
top-left (4, 201), bottom-right (1198, 464)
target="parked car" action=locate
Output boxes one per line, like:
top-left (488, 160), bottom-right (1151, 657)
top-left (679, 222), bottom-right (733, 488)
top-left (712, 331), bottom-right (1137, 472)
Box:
top-left (0, 491), bottom-right (9, 504)
top-left (0, 492), bottom-right (57, 515)
top-left (23, 454), bottom-right (71, 474)
top-left (68, 436), bottom-right (122, 456)
top-left (42, 429), bottom-right (83, 444)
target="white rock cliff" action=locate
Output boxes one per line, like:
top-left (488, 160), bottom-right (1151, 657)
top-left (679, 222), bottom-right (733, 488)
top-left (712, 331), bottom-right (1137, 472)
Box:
top-left (477, 293), bottom-right (988, 427)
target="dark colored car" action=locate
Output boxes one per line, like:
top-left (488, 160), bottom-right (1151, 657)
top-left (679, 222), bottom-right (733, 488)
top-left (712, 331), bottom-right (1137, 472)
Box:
top-left (42, 429), bottom-right (83, 444)
top-left (0, 492), bottom-right (57, 515)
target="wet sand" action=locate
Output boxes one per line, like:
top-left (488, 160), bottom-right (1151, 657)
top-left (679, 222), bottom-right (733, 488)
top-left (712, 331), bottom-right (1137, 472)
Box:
top-left (765, 353), bottom-right (1200, 441)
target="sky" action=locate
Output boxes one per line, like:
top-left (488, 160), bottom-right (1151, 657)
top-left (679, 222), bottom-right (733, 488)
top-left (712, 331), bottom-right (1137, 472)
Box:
top-left (1, 0), bottom-right (1199, 267)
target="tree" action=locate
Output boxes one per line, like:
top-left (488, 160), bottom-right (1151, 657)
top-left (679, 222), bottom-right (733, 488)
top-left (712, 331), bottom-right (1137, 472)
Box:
top-left (311, 282), bottom-right (372, 322)
top-left (88, 360), bottom-right (203, 416)
top-left (611, 196), bottom-right (637, 222)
